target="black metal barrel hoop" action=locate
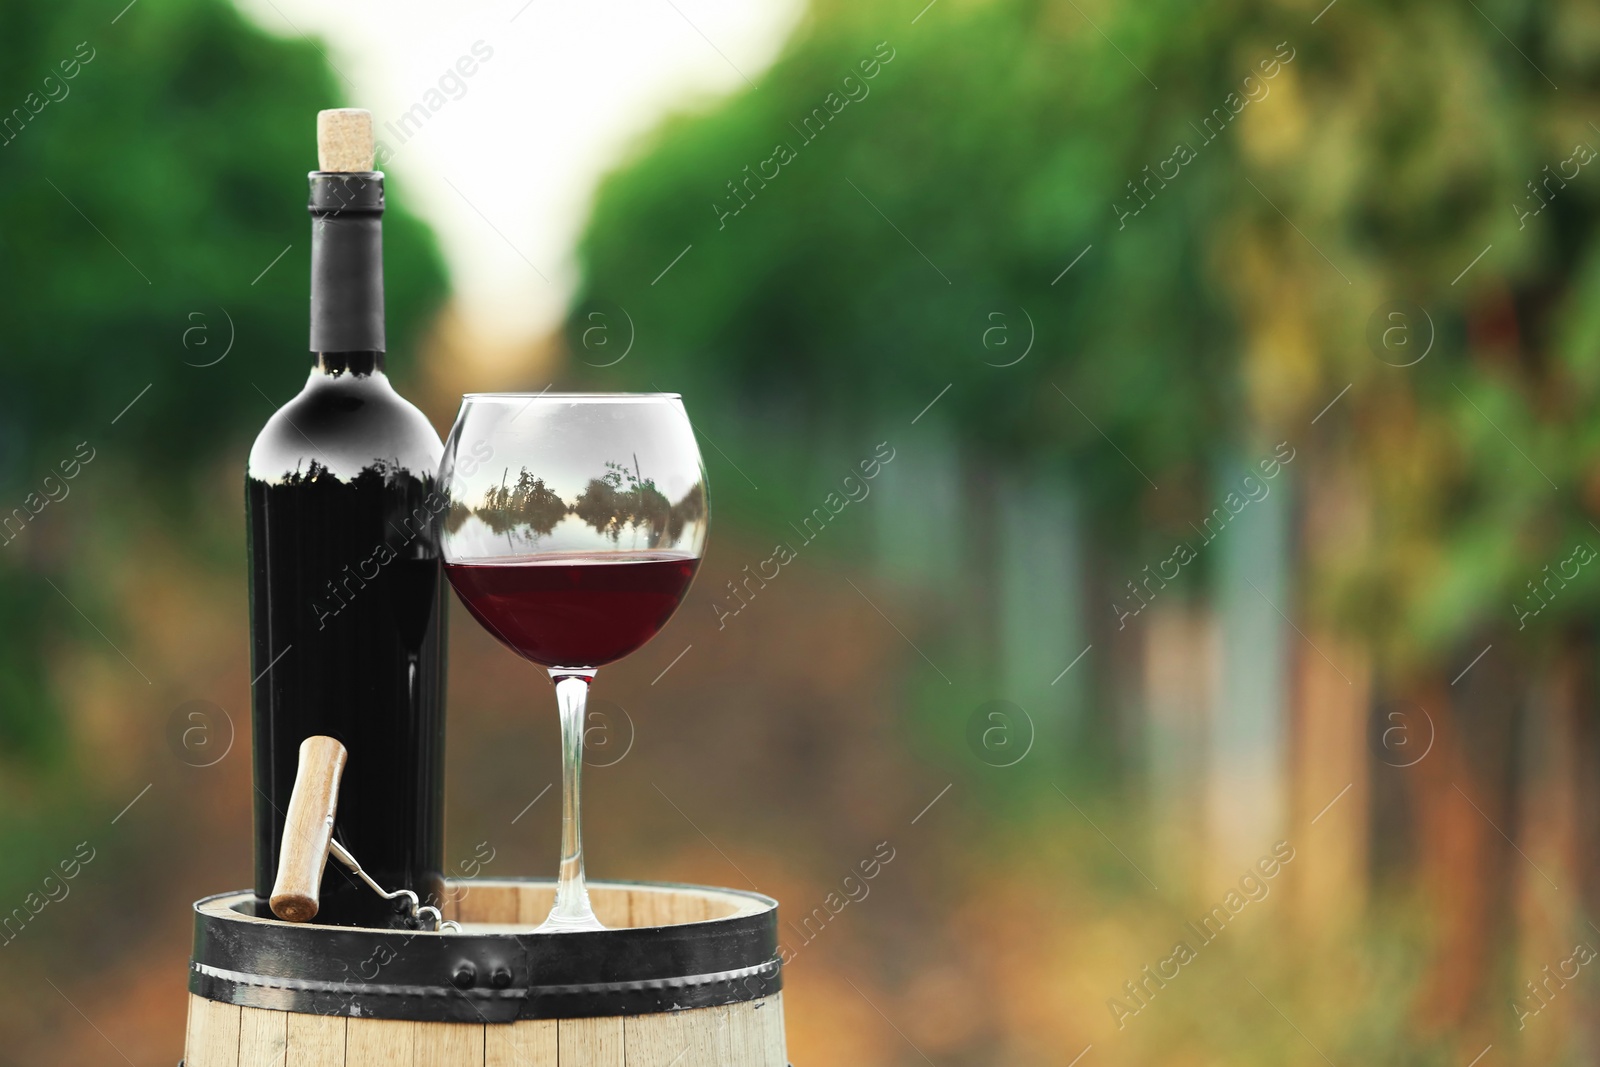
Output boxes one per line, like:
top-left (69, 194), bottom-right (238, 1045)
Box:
top-left (182, 878), bottom-right (790, 1066)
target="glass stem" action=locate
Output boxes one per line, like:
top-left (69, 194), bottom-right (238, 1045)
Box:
top-left (540, 668), bottom-right (603, 932)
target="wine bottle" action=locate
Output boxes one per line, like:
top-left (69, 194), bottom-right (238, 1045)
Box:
top-left (246, 109), bottom-right (447, 928)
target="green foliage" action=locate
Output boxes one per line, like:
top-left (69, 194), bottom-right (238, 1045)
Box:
top-left (571, 0), bottom-right (1256, 535)
top-left (0, 0), bottom-right (447, 757)
top-left (572, 0), bottom-right (1600, 675)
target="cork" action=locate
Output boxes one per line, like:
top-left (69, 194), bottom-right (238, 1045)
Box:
top-left (317, 108), bottom-right (375, 172)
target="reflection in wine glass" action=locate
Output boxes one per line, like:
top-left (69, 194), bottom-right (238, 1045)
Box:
top-left (438, 394), bottom-right (708, 932)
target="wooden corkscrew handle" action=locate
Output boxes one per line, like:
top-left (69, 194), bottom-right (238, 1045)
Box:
top-left (269, 735), bottom-right (349, 923)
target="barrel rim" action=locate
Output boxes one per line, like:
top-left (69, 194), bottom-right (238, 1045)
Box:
top-left (188, 878), bottom-right (783, 1023)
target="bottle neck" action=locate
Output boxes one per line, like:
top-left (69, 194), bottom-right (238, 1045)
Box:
top-left (312, 351), bottom-right (388, 377)
top-left (309, 172), bottom-right (386, 355)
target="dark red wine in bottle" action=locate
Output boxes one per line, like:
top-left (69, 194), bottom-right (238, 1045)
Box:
top-left (246, 110), bottom-right (446, 927)
top-left (445, 552), bottom-right (699, 668)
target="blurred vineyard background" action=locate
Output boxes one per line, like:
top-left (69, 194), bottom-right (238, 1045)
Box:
top-left (4, 0), bottom-right (1600, 1063)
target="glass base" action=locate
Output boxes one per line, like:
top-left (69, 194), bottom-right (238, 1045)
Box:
top-left (534, 906), bottom-right (607, 934)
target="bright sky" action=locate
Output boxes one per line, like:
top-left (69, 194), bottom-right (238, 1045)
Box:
top-left (233, 0), bottom-right (805, 344)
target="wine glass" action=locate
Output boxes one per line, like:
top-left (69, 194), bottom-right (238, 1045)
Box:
top-left (438, 394), bottom-right (708, 932)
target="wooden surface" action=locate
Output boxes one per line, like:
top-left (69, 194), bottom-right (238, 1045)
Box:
top-left (239, 1006), bottom-right (288, 1067)
top-left (727, 997), bottom-right (788, 1065)
top-left (346, 1018), bottom-right (413, 1066)
top-left (623, 1005), bottom-right (726, 1065)
top-left (414, 1021), bottom-right (485, 1067)
top-left (202, 880), bottom-right (765, 933)
top-left (285, 1012), bottom-right (346, 1066)
top-left (270, 735), bottom-right (347, 923)
top-left (191, 992), bottom-right (786, 1066)
top-left (443, 879), bottom-right (758, 929)
top-left (485, 1020), bottom-right (558, 1066)
top-left (558, 1017), bottom-right (623, 1067)
top-left (189, 880), bottom-right (787, 1066)
top-left (186, 995), bottom-right (240, 1067)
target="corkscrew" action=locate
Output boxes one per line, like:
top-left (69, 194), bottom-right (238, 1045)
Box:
top-left (270, 735), bottom-right (458, 932)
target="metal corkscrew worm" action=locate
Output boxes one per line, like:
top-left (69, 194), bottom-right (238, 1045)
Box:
top-left (328, 838), bottom-right (457, 932)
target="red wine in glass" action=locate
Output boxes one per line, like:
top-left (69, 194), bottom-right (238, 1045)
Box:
top-left (445, 551), bottom-right (699, 668)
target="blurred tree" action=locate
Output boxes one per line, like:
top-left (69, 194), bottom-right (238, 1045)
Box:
top-left (568, 0), bottom-right (1243, 531)
top-left (0, 0), bottom-right (446, 758)
top-left (569, 0), bottom-right (1600, 1052)
top-left (1227, 0), bottom-right (1600, 1038)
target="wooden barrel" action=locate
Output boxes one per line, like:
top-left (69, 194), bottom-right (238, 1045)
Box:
top-left (183, 878), bottom-right (788, 1066)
